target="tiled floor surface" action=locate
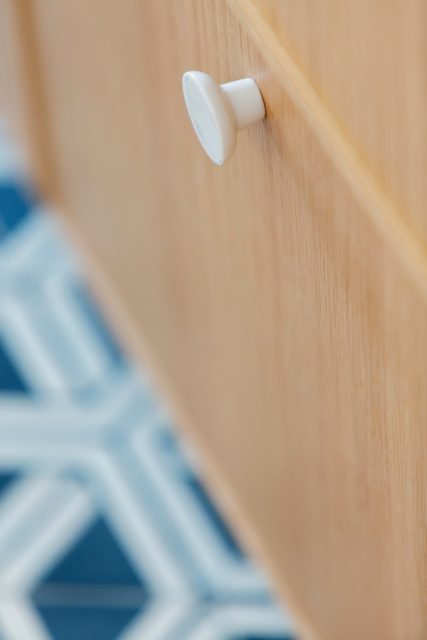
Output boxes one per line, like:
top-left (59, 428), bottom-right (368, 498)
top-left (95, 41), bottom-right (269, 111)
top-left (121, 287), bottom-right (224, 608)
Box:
top-left (0, 127), bottom-right (296, 639)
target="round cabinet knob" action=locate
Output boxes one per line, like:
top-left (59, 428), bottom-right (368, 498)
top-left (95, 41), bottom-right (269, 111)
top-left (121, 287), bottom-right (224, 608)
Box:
top-left (182, 71), bottom-right (265, 165)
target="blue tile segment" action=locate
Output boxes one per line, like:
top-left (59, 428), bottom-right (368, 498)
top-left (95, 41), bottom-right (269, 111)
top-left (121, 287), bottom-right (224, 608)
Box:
top-left (0, 131), bottom-right (296, 639)
top-left (0, 338), bottom-right (29, 393)
top-left (0, 471), bottom-right (18, 497)
top-left (0, 182), bottom-right (36, 240)
top-left (186, 475), bottom-right (245, 560)
top-left (37, 605), bottom-right (141, 640)
top-left (37, 516), bottom-right (147, 589)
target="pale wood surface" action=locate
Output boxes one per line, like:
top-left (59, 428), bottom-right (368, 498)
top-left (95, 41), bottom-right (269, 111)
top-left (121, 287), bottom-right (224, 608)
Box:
top-left (0, 0), bottom-right (56, 193)
top-left (4, 1), bottom-right (427, 638)
top-left (246, 0), bottom-right (427, 246)
top-left (0, 1), bottom-right (31, 158)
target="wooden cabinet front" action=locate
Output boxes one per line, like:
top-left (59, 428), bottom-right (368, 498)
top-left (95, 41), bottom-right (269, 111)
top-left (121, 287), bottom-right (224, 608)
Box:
top-left (2, 2), bottom-right (427, 639)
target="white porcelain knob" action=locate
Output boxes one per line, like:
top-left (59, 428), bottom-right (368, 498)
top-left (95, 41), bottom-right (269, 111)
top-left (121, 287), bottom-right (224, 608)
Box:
top-left (182, 71), bottom-right (265, 165)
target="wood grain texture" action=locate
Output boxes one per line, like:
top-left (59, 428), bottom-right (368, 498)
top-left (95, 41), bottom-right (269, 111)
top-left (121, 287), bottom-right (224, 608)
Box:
top-left (0, 0), bottom-right (57, 193)
top-left (0, 1), bottom-right (31, 156)
top-left (246, 0), bottom-right (427, 246)
top-left (8, 1), bottom-right (427, 638)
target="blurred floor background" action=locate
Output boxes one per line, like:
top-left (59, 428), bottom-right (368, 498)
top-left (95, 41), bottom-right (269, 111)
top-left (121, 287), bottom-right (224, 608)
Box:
top-left (0, 125), bottom-right (295, 640)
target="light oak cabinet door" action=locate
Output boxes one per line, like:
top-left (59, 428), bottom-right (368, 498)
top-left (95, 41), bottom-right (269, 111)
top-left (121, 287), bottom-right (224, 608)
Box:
top-left (3, 2), bottom-right (427, 639)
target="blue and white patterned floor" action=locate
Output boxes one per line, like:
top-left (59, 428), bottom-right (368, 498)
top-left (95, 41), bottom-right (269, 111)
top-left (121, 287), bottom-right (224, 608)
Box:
top-left (0, 126), bottom-right (296, 640)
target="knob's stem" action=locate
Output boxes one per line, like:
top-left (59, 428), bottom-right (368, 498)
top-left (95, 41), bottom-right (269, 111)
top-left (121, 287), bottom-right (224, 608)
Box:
top-left (220, 78), bottom-right (265, 131)
top-left (182, 71), bottom-right (266, 164)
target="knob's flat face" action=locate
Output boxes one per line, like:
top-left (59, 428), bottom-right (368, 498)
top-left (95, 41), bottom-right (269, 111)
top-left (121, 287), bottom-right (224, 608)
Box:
top-left (182, 71), bottom-right (236, 165)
